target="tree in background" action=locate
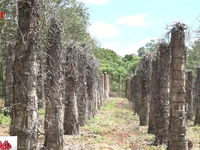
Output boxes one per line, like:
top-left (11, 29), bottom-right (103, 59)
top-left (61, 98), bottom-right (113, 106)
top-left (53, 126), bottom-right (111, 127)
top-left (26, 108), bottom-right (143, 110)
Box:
top-left (95, 48), bottom-right (140, 96)
top-left (137, 40), bottom-right (157, 57)
top-left (186, 40), bottom-right (200, 77)
top-left (123, 54), bottom-right (140, 75)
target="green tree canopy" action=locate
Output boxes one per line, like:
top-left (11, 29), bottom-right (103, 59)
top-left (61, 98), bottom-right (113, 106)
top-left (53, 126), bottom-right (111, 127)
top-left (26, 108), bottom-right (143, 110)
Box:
top-left (137, 40), bottom-right (157, 57)
top-left (186, 40), bottom-right (200, 76)
top-left (95, 48), bottom-right (140, 94)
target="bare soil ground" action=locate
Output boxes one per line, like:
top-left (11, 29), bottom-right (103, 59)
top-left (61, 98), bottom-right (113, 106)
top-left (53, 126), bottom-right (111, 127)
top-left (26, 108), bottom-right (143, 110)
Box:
top-left (0, 97), bottom-right (200, 150)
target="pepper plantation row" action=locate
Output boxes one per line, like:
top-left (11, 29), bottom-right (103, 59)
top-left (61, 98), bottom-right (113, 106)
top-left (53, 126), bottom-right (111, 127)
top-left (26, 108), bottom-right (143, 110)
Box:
top-left (125, 22), bottom-right (198, 150)
top-left (0, 1), bottom-right (111, 150)
top-left (5, 23), bottom-right (111, 149)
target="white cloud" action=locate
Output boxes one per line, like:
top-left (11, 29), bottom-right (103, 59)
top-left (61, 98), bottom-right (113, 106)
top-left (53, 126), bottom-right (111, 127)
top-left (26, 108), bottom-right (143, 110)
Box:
top-left (139, 37), bottom-right (155, 44)
top-left (101, 42), bottom-right (141, 56)
top-left (89, 22), bottom-right (120, 39)
top-left (102, 42), bottom-right (120, 50)
top-left (188, 37), bottom-right (199, 47)
top-left (78, 0), bottom-right (107, 5)
top-left (190, 37), bottom-right (198, 43)
top-left (122, 46), bottom-right (141, 55)
top-left (116, 13), bottom-right (149, 26)
top-left (109, 46), bottom-right (140, 57)
top-left (102, 42), bottom-right (141, 56)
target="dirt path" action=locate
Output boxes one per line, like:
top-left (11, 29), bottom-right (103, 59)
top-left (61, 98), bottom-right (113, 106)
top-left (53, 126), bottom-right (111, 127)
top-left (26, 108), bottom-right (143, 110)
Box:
top-left (64, 98), bottom-right (167, 150)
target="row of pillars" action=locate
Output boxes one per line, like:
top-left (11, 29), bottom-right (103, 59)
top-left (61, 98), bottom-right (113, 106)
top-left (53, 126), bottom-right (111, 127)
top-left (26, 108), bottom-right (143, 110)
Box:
top-left (125, 22), bottom-right (199, 150)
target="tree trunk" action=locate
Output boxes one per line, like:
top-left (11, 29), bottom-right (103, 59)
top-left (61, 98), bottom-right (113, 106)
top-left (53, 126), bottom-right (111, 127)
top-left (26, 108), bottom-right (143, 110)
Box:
top-left (44, 19), bottom-right (64, 150)
top-left (11, 1), bottom-right (39, 149)
top-left (168, 23), bottom-right (188, 150)
top-left (156, 43), bottom-right (170, 145)
top-left (5, 44), bottom-right (14, 107)
top-left (194, 68), bottom-right (200, 125)
top-left (186, 71), bottom-right (193, 121)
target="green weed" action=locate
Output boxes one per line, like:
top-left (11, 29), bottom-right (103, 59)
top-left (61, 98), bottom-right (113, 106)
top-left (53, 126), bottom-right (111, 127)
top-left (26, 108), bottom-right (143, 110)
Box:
top-left (39, 109), bottom-right (45, 116)
top-left (0, 113), bottom-right (11, 125)
top-left (94, 136), bottom-right (104, 144)
top-left (161, 146), bottom-right (167, 150)
top-left (101, 100), bottom-right (115, 111)
top-left (93, 127), bottom-right (103, 134)
top-left (77, 136), bottom-right (84, 140)
top-left (83, 125), bottom-right (90, 130)
top-left (100, 120), bottom-right (110, 127)
top-left (146, 134), bottom-right (155, 142)
top-left (90, 116), bottom-right (101, 123)
top-left (192, 125), bottom-right (200, 131)
top-left (108, 116), bottom-right (121, 123)
top-left (106, 104), bottom-right (114, 110)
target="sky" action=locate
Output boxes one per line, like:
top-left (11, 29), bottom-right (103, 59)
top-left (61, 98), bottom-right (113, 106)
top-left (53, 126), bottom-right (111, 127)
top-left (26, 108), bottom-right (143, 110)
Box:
top-left (79, 0), bottom-right (200, 56)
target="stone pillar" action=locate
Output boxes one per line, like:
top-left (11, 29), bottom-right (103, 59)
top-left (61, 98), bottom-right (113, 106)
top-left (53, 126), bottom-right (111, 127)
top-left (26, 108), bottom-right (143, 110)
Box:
top-left (186, 71), bottom-right (193, 121)
top-left (139, 55), bottom-right (151, 126)
top-left (194, 68), bottom-right (200, 125)
top-left (148, 57), bottom-right (158, 134)
top-left (130, 76), bottom-right (135, 111)
top-left (168, 23), bottom-right (188, 150)
top-left (126, 78), bottom-right (132, 101)
top-left (101, 73), bottom-right (105, 101)
top-left (5, 44), bottom-right (14, 107)
top-left (107, 74), bottom-right (110, 98)
top-left (134, 74), bottom-right (141, 115)
top-left (156, 42), bottom-right (170, 145)
top-left (104, 72), bottom-right (109, 99)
